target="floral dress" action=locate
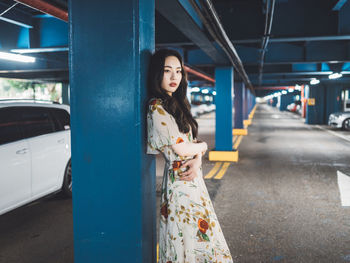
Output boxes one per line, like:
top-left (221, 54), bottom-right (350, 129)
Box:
top-left (146, 98), bottom-right (233, 263)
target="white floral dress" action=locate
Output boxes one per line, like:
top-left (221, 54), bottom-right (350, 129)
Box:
top-left (146, 98), bottom-right (233, 263)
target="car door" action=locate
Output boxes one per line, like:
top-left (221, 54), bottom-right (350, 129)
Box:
top-left (20, 106), bottom-right (67, 197)
top-left (0, 107), bottom-right (31, 215)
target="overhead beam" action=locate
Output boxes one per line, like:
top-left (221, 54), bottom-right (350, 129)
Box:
top-left (156, 0), bottom-right (229, 64)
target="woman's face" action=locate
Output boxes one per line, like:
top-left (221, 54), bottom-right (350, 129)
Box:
top-left (161, 56), bottom-right (182, 96)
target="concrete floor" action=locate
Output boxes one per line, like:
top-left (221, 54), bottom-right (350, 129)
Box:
top-left (1, 103), bottom-right (350, 262)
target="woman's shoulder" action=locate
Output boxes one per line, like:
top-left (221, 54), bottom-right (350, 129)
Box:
top-left (148, 97), bottom-right (163, 106)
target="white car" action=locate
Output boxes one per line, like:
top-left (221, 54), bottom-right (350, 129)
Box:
top-left (0, 100), bottom-right (71, 216)
top-left (328, 111), bottom-right (350, 131)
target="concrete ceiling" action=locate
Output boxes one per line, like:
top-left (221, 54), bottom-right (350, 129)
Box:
top-left (0, 0), bottom-right (349, 96)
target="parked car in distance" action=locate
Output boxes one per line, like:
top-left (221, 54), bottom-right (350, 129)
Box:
top-left (328, 111), bottom-right (350, 131)
top-left (0, 100), bottom-right (71, 216)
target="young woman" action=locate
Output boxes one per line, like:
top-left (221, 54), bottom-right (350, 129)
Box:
top-left (146, 49), bottom-right (233, 263)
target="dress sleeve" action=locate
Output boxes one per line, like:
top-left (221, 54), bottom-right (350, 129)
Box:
top-left (146, 99), bottom-right (182, 154)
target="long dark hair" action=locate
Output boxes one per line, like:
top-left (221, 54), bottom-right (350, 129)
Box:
top-left (147, 48), bottom-right (198, 139)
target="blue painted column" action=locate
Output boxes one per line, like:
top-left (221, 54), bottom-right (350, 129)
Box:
top-left (69, 1), bottom-right (155, 262)
top-left (234, 82), bottom-right (244, 129)
top-left (271, 97), bottom-right (278, 107)
top-left (306, 84), bottom-right (326, 124)
top-left (279, 94), bottom-right (294, 111)
top-left (243, 84), bottom-right (249, 120)
top-left (62, 82), bottom-right (69, 105)
top-left (215, 67), bottom-right (234, 151)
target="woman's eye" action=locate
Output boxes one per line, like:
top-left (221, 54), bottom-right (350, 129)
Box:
top-left (164, 69), bottom-right (170, 73)
top-left (177, 71), bottom-right (182, 74)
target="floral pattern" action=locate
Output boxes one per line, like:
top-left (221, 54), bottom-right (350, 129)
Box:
top-left (147, 98), bottom-right (233, 263)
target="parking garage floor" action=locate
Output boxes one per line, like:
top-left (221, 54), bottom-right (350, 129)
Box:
top-left (1, 103), bottom-right (350, 263)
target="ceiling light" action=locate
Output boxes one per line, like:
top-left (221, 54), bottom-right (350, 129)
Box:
top-left (212, 91), bottom-right (216, 95)
top-left (328, 72), bottom-right (342, 79)
top-left (310, 78), bottom-right (320, 85)
top-left (282, 90), bottom-right (287, 95)
top-left (295, 84), bottom-right (301, 91)
top-left (0, 51), bottom-right (36, 63)
top-left (201, 89), bottom-right (209, 94)
top-left (191, 87), bottom-right (200, 92)
top-left (288, 88), bottom-right (294, 92)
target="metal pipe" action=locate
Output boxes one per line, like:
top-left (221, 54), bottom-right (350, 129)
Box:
top-left (14, 0), bottom-right (68, 22)
top-left (233, 34), bottom-right (350, 44)
top-left (191, 0), bottom-right (254, 93)
top-left (0, 3), bottom-right (18, 17)
top-left (258, 0), bottom-right (276, 86)
top-left (184, 65), bottom-right (215, 83)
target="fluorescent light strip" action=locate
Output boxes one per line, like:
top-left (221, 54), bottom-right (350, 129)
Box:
top-left (11, 47), bottom-right (69, 54)
top-left (0, 52), bottom-right (36, 63)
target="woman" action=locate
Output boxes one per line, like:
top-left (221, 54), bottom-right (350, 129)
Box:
top-left (146, 49), bottom-right (233, 263)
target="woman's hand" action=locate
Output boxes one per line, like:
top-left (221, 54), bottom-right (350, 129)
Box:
top-left (179, 154), bottom-right (202, 181)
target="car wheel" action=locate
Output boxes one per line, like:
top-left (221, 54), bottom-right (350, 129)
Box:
top-left (62, 159), bottom-right (72, 197)
top-left (343, 118), bottom-right (350, 131)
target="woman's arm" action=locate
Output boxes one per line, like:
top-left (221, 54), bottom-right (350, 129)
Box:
top-left (171, 141), bottom-right (207, 157)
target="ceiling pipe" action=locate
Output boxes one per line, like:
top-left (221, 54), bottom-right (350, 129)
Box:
top-left (14, 0), bottom-right (68, 22)
top-left (184, 65), bottom-right (215, 83)
top-left (189, 0), bottom-right (254, 93)
top-left (258, 0), bottom-right (276, 86)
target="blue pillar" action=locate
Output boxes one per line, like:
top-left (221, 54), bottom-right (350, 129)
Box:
top-left (271, 97), bottom-right (278, 107)
top-left (62, 82), bottom-right (69, 105)
top-left (215, 67), bottom-right (234, 151)
top-left (234, 82), bottom-right (244, 129)
top-left (306, 85), bottom-right (326, 124)
top-left (69, 1), bottom-right (155, 262)
top-left (279, 93), bottom-right (294, 111)
top-left (243, 84), bottom-right (249, 120)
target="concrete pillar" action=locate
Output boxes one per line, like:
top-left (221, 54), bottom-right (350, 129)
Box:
top-left (69, 1), bottom-right (155, 262)
top-left (62, 82), bottom-right (69, 105)
top-left (279, 93), bottom-right (294, 111)
top-left (306, 85), bottom-right (326, 124)
top-left (271, 97), bottom-right (278, 107)
top-left (243, 84), bottom-right (249, 120)
top-left (234, 82), bottom-right (244, 129)
top-left (214, 67), bottom-right (234, 151)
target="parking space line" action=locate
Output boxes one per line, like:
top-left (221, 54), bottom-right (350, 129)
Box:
top-left (204, 162), bottom-right (222, 179)
top-left (214, 162), bottom-right (231, 179)
top-left (337, 171), bottom-right (350, 207)
top-left (315, 125), bottom-right (350, 143)
top-left (233, 135), bottom-right (243, 149)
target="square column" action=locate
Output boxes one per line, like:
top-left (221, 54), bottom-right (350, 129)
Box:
top-left (61, 82), bottom-right (69, 105)
top-left (305, 85), bottom-right (326, 124)
top-left (69, 1), bottom-right (155, 262)
top-left (209, 67), bottom-right (238, 162)
top-left (233, 82), bottom-right (247, 136)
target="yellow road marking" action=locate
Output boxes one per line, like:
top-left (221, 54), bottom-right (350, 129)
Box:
top-left (233, 135), bottom-right (238, 143)
top-left (157, 243), bottom-right (159, 262)
top-left (233, 135), bottom-right (243, 149)
top-left (214, 162), bottom-right (231, 179)
top-left (204, 162), bottom-right (222, 179)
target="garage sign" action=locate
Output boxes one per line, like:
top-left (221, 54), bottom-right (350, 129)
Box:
top-left (308, 98), bottom-right (315, 106)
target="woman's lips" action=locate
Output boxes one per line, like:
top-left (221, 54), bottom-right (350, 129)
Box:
top-left (170, 83), bottom-right (177, 87)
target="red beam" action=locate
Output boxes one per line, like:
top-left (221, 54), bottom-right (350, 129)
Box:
top-left (15, 0), bottom-right (68, 22)
top-left (184, 65), bottom-right (215, 83)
